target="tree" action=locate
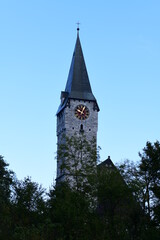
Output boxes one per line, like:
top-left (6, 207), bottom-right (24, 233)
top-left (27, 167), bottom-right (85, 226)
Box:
top-left (56, 134), bottom-right (147, 240)
top-left (139, 141), bottom-right (160, 225)
top-left (97, 162), bottom-right (146, 240)
top-left (118, 153), bottom-right (160, 239)
top-left (57, 134), bottom-right (99, 199)
top-left (12, 177), bottom-right (47, 240)
top-left (0, 155), bottom-right (14, 239)
top-left (1, 138), bottom-right (160, 240)
top-left (48, 182), bottom-right (97, 240)
top-left (51, 134), bottom-right (100, 239)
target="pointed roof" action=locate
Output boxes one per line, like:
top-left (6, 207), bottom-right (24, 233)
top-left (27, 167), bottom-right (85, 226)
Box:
top-left (57, 30), bottom-right (99, 115)
top-left (98, 156), bottom-right (115, 168)
top-left (65, 31), bottom-right (96, 101)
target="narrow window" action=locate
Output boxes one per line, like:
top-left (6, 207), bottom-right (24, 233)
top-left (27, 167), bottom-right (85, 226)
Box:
top-left (80, 124), bottom-right (84, 133)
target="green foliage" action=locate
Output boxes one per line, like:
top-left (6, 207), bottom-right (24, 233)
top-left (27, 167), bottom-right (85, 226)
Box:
top-left (57, 134), bottom-right (98, 200)
top-left (118, 141), bottom-right (160, 238)
top-left (12, 177), bottom-right (46, 224)
top-left (139, 141), bottom-right (160, 225)
top-left (48, 183), bottom-right (95, 240)
top-left (97, 166), bottom-right (145, 240)
top-left (0, 139), bottom-right (160, 239)
top-left (0, 155), bottom-right (14, 239)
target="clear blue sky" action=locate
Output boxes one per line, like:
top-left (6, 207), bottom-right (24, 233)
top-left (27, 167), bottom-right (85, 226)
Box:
top-left (0, 0), bottom-right (160, 189)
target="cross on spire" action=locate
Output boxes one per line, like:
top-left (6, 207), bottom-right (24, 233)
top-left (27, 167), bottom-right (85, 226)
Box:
top-left (76, 22), bottom-right (80, 33)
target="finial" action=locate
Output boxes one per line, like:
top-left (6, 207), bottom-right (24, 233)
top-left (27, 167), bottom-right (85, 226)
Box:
top-left (76, 22), bottom-right (80, 34)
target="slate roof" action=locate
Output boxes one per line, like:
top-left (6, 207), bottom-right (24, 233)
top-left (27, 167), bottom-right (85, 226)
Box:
top-left (98, 156), bottom-right (115, 169)
top-left (57, 30), bottom-right (99, 115)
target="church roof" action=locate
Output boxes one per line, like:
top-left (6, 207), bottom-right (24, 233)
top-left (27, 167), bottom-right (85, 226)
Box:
top-left (98, 156), bottom-right (115, 169)
top-left (57, 29), bottom-right (99, 115)
top-left (65, 31), bottom-right (96, 101)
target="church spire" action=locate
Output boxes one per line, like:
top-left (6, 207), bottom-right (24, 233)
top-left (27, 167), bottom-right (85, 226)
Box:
top-left (65, 29), bottom-right (96, 101)
top-left (57, 29), bottom-right (99, 115)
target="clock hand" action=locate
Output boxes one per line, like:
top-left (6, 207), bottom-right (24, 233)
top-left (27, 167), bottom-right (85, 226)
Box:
top-left (81, 106), bottom-right (85, 114)
top-left (77, 109), bottom-right (83, 114)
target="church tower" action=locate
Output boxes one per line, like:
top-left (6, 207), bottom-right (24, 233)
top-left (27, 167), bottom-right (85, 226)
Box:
top-left (56, 28), bottom-right (99, 182)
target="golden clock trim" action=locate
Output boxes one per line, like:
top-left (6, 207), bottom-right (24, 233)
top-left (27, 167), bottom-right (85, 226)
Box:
top-left (74, 104), bottom-right (89, 120)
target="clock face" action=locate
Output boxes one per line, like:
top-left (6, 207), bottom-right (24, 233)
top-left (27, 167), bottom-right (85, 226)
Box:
top-left (74, 104), bottom-right (89, 120)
